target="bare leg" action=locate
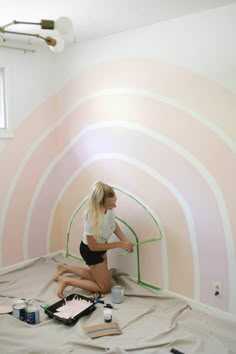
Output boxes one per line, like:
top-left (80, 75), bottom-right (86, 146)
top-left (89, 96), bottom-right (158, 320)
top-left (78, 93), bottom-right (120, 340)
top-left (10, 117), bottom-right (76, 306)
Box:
top-left (54, 263), bottom-right (94, 281)
top-left (57, 261), bottom-right (111, 298)
top-left (90, 261), bottom-right (111, 293)
top-left (57, 276), bottom-right (100, 298)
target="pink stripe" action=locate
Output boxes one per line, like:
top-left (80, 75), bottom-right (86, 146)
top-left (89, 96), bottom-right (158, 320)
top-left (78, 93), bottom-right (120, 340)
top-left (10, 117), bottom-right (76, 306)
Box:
top-left (2, 135), bottom-right (58, 264)
top-left (56, 60), bottom-right (236, 139)
top-left (0, 99), bottom-right (56, 204)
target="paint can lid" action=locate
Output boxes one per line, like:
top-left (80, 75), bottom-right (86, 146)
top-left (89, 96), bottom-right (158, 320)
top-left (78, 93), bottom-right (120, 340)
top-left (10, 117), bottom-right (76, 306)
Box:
top-left (104, 309), bottom-right (112, 315)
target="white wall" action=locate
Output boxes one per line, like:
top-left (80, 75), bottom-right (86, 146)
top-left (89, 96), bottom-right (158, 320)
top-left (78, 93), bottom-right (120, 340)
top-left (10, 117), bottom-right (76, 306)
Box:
top-left (1, 3), bottom-right (235, 151)
top-left (0, 45), bottom-right (57, 150)
top-left (55, 3), bottom-right (236, 93)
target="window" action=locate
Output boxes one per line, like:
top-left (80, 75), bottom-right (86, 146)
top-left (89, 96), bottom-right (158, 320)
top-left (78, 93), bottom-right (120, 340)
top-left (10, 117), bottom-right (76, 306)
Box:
top-left (0, 68), bottom-right (6, 128)
top-left (0, 66), bottom-right (12, 138)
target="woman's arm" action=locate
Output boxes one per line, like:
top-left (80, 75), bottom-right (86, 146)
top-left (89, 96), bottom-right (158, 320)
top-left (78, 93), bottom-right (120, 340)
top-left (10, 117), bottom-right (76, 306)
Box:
top-left (86, 231), bottom-right (133, 252)
top-left (114, 222), bottom-right (134, 251)
top-left (114, 222), bottom-right (128, 241)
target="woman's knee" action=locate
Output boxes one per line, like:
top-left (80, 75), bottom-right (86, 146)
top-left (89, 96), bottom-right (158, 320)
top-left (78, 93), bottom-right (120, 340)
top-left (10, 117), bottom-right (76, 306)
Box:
top-left (97, 279), bottom-right (111, 294)
top-left (99, 284), bottom-right (111, 294)
top-left (90, 262), bottom-right (110, 293)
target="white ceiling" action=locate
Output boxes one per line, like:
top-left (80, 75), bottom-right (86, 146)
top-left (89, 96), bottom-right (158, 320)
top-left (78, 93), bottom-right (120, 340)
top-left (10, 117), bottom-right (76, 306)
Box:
top-left (1, 0), bottom-right (236, 45)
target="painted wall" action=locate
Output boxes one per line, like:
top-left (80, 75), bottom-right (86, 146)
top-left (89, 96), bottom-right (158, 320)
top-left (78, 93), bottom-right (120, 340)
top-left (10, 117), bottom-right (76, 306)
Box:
top-left (0, 4), bottom-right (235, 316)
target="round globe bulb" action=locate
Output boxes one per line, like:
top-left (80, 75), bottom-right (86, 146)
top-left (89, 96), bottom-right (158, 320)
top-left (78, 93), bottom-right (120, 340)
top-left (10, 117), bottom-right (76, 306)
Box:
top-left (55, 17), bottom-right (73, 35)
top-left (50, 37), bottom-right (64, 53)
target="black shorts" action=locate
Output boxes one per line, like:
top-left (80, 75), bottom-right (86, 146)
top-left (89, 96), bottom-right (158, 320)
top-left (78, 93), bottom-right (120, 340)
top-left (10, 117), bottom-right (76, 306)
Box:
top-left (80, 241), bottom-right (106, 266)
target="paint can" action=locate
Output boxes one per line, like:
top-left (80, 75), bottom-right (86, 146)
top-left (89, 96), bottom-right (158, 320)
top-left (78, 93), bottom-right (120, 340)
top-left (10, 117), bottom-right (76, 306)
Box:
top-left (111, 285), bottom-right (124, 304)
top-left (25, 301), bottom-right (40, 324)
top-left (103, 308), bottom-right (112, 323)
top-left (12, 300), bottom-right (26, 321)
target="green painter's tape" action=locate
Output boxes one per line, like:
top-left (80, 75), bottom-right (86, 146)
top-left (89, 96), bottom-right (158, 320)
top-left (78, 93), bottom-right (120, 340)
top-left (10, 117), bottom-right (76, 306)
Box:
top-left (66, 186), bottom-right (163, 290)
top-left (115, 216), bottom-right (140, 283)
top-left (113, 187), bottom-right (163, 241)
top-left (135, 237), bottom-right (159, 246)
top-left (139, 280), bottom-right (161, 291)
top-left (119, 237), bottom-right (159, 256)
top-left (66, 198), bottom-right (87, 257)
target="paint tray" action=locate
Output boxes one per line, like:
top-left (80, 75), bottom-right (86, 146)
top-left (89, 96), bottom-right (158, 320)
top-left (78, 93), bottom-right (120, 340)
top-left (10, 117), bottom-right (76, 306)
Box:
top-left (44, 293), bottom-right (96, 325)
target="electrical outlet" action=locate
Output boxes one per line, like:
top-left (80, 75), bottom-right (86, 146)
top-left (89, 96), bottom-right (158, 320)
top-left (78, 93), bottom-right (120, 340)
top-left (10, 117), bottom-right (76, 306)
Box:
top-left (213, 282), bottom-right (223, 296)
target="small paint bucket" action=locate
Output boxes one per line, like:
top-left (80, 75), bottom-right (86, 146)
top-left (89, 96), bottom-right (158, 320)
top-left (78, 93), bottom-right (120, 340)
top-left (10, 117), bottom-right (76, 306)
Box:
top-left (111, 285), bottom-right (124, 304)
top-left (104, 308), bottom-right (112, 323)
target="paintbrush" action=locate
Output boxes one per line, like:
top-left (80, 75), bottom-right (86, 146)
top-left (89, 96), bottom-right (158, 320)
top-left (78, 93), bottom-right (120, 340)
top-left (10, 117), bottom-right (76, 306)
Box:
top-left (119, 237), bottom-right (159, 256)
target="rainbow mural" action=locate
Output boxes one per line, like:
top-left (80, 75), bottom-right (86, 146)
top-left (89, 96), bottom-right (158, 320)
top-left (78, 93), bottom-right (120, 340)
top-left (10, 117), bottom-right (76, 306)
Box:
top-left (0, 59), bottom-right (235, 315)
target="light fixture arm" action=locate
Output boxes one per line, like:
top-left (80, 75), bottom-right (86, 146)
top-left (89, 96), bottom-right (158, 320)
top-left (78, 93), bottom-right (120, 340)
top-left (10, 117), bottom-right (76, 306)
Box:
top-left (14, 20), bottom-right (55, 30)
top-left (1, 19), bottom-right (55, 30)
top-left (0, 17), bottom-right (73, 52)
top-left (1, 29), bottom-right (57, 47)
top-left (0, 21), bottom-right (17, 30)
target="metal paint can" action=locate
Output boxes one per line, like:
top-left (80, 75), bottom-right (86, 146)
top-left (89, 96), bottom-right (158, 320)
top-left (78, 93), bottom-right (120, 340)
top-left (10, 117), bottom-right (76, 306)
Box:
top-left (12, 300), bottom-right (26, 321)
top-left (111, 285), bottom-right (124, 304)
top-left (26, 303), bottom-right (40, 324)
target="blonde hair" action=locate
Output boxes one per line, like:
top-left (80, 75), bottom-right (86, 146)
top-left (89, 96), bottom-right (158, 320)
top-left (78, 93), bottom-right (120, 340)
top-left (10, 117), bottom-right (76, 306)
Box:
top-left (84, 181), bottom-right (115, 236)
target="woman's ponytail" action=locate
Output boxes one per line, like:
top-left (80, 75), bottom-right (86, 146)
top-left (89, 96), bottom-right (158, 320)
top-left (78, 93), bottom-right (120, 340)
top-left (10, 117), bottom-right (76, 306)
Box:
top-left (84, 181), bottom-right (115, 236)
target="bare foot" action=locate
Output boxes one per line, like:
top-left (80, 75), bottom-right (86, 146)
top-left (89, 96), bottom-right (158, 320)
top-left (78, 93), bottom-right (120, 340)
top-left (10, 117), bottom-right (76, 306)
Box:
top-left (57, 276), bottom-right (67, 299)
top-left (54, 263), bottom-right (67, 281)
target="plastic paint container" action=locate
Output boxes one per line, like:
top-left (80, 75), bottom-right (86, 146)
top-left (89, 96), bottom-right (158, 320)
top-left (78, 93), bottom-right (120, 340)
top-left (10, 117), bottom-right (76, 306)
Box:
top-left (103, 308), bottom-right (112, 323)
top-left (111, 285), bottom-right (124, 304)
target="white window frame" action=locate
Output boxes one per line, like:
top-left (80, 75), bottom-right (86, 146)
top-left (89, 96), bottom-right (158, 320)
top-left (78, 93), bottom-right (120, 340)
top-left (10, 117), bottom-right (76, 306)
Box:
top-left (0, 66), bottom-right (13, 139)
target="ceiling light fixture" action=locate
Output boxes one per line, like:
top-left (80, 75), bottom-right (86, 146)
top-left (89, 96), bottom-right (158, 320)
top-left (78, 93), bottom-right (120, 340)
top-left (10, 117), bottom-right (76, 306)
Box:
top-left (0, 17), bottom-right (73, 53)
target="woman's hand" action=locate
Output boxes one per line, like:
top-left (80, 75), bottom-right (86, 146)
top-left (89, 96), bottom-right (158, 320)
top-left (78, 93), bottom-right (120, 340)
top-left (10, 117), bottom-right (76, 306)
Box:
top-left (121, 240), bottom-right (134, 252)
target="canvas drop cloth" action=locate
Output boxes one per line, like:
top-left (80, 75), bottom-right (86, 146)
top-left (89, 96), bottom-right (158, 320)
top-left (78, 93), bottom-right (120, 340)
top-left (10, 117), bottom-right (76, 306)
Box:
top-left (0, 253), bottom-right (236, 354)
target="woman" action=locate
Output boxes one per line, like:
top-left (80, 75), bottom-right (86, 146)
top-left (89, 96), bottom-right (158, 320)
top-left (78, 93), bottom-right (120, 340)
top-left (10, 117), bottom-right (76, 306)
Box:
top-left (54, 181), bottom-right (134, 298)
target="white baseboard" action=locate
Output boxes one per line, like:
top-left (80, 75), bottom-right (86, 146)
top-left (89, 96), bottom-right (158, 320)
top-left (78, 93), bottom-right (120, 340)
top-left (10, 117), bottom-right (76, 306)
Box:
top-left (166, 289), bottom-right (236, 323)
top-left (129, 276), bottom-right (236, 323)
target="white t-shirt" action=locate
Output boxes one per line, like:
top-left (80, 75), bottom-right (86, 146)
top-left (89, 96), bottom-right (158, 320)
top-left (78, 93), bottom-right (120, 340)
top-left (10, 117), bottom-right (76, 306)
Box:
top-left (83, 210), bottom-right (116, 244)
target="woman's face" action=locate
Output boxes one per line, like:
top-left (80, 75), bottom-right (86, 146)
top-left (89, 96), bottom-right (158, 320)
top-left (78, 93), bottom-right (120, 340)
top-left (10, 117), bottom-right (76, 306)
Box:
top-left (103, 195), bottom-right (117, 210)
